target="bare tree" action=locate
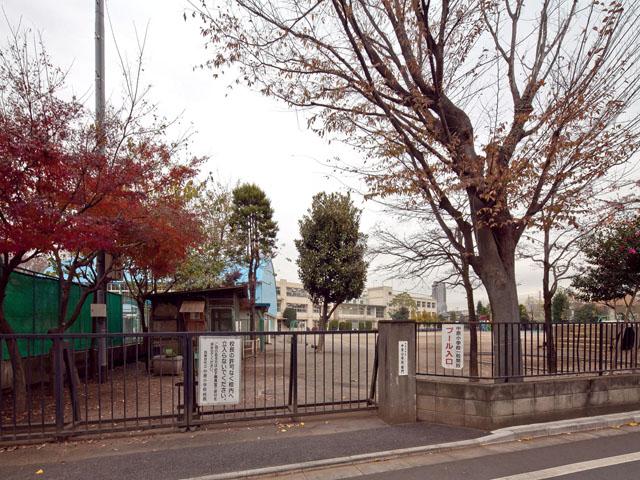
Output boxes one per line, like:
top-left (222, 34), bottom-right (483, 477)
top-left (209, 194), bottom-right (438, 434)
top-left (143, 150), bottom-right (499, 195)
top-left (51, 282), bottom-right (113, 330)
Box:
top-left (372, 202), bottom-right (482, 377)
top-left (193, 0), bottom-right (640, 376)
top-left (519, 206), bottom-right (587, 373)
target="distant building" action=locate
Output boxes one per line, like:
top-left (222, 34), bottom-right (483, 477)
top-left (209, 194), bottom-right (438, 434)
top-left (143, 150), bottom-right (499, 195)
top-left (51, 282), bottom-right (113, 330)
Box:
top-left (431, 282), bottom-right (447, 315)
top-left (276, 280), bottom-right (437, 329)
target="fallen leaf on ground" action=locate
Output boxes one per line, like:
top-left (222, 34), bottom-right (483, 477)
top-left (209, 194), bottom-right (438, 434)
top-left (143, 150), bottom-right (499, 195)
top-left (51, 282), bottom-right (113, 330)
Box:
top-left (35, 469), bottom-right (44, 475)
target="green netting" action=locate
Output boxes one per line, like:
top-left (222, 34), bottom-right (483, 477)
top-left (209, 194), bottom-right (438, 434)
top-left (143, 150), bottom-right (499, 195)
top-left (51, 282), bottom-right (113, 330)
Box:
top-left (2, 269), bottom-right (123, 359)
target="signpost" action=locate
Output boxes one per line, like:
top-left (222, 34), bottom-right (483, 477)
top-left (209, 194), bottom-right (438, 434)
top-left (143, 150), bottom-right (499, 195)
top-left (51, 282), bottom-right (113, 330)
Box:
top-left (441, 324), bottom-right (464, 370)
top-left (197, 336), bottom-right (242, 406)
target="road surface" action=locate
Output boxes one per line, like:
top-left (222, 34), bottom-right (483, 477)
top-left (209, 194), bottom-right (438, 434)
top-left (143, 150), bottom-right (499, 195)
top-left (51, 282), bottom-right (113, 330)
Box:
top-left (356, 427), bottom-right (640, 480)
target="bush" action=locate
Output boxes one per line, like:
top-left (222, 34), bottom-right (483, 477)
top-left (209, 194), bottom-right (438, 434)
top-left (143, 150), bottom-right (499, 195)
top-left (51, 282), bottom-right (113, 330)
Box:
top-left (338, 321), bottom-right (350, 330)
top-left (328, 320), bottom-right (339, 331)
top-left (358, 322), bottom-right (366, 330)
top-left (365, 321), bottom-right (373, 330)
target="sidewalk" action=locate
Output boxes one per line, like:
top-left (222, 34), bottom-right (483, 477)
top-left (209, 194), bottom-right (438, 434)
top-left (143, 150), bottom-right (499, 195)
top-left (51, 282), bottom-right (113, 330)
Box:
top-left (0, 412), bottom-right (484, 480)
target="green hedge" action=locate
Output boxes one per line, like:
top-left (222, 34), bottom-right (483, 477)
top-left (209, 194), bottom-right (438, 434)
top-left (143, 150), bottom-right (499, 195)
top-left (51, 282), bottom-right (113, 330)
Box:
top-left (365, 321), bottom-right (373, 330)
top-left (358, 322), bottom-right (366, 330)
top-left (328, 320), bottom-right (339, 331)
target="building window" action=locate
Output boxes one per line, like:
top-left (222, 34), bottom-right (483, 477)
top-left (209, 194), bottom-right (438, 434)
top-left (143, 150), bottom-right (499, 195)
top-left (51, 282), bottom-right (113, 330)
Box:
top-left (286, 302), bottom-right (308, 313)
top-left (366, 306), bottom-right (375, 316)
top-left (276, 287), bottom-right (281, 296)
top-left (340, 304), bottom-right (365, 315)
top-left (376, 306), bottom-right (385, 318)
top-left (313, 304), bottom-right (321, 313)
top-left (286, 286), bottom-right (308, 298)
top-left (277, 299), bottom-right (282, 312)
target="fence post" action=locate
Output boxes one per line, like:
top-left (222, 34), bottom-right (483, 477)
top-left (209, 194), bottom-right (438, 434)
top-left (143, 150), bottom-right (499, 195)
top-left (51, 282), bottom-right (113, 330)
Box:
top-left (53, 337), bottom-right (65, 437)
top-left (288, 334), bottom-right (298, 416)
top-left (183, 335), bottom-right (194, 430)
top-left (377, 320), bottom-right (416, 424)
top-left (368, 335), bottom-right (378, 404)
top-left (598, 322), bottom-right (604, 376)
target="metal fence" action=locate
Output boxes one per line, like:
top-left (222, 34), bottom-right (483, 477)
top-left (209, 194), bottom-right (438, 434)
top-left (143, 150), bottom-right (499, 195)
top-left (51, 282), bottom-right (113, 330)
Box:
top-left (0, 330), bottom-right (377, 442)
top-left (416, 321), bottom-right (640, 379)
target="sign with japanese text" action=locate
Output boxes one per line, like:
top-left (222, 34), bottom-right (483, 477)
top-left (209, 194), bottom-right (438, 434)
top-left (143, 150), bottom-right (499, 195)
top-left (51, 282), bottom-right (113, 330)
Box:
top-left (197, 336), bottom-right (242, 406)
top-left (398, 340), bottom-right (408, 376)
top-left (441, 324), bottom-right (464, 370)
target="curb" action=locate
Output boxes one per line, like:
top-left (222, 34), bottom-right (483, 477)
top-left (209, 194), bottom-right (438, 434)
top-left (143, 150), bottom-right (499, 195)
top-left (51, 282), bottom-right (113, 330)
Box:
top-left (182, 410), bottom-right (640, 480)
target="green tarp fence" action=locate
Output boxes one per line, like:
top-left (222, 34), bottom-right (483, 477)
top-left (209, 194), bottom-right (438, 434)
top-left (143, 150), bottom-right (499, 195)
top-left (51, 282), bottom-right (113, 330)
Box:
top-left (2, 269), bottom-right (123, 359)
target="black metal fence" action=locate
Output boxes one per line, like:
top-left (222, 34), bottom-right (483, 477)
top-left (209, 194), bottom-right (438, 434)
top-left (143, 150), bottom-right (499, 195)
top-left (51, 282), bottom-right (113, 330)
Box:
top-left (0, 330), bottom-right (377, 442)
top-left (416, 321), bottom-right (640, 379)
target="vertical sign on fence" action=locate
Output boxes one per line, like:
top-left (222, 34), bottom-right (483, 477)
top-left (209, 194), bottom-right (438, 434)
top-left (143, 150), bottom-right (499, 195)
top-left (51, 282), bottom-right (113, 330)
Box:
top-left (198, 336), bottom-right (242, 406)
top-left (398, 340), bottom-right (408, 376)
top-left (441, 324), bottom-right (464, 370)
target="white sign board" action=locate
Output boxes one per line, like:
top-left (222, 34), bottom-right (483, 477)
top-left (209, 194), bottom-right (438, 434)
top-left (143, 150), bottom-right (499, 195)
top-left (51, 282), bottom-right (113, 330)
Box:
top-left (198, 336), bottom-right (242, 406)
top-left (398, 340), bottom-right (408, 376)
top-left (441, 324), bottom-right (464, 370)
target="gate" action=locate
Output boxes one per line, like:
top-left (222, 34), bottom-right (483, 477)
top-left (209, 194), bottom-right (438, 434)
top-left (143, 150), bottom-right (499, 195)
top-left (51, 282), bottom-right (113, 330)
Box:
top-left (0, 330), bottom-right (377, 442)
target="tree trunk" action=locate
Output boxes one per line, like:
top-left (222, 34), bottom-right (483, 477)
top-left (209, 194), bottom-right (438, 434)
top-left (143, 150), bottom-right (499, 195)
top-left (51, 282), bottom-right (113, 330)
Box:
top-left (473, 226), bottom-right (522, 379)
top-left (248, 261), bottom-right (256, 333)
top-left (0, 310), bottom-right (27, 412)
top-left (0, 270), bottom-right (27, 411)
top-left (137, 298), bottom-right (150, 371)
top-left (542, 262), bottom-right (558, 374)
top-left (316, 301), bottom-right (328, 351)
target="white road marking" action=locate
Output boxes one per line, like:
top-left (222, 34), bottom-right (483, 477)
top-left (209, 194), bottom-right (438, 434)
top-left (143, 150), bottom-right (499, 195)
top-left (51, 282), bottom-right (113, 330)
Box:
top-left (492, 451), bottom-right (640, 479)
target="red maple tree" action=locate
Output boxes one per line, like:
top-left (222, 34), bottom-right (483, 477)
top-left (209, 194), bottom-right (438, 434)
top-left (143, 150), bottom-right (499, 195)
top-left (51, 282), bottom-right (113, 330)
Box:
top-left (0, 28), bottom-right (203, 407)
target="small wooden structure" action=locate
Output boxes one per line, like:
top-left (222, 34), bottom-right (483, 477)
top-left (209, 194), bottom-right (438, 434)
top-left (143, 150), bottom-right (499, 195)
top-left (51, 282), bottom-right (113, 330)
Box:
top-left (150, 286), bottom-right (248, 333)
top-left (180, 300), bottom-right (206, 332)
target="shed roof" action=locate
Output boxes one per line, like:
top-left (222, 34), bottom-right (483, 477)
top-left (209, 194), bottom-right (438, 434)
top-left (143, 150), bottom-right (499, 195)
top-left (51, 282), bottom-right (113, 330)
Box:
top-left (150, 285), bottom-right (247, 300)
top-left (179, 301), bottom-right (205, 313)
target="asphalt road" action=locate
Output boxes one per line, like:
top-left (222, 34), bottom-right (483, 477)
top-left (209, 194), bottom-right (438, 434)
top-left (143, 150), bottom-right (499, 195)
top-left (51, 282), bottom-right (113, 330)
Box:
top-left (0, 421), bottom-right (481, 480)
top-left (358, 429), bottom-right (640, 480)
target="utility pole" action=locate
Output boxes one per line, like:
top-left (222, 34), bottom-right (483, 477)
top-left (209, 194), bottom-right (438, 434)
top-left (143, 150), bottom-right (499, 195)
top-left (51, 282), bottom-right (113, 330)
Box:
top-left (95, 0), bottom-right (108, 382)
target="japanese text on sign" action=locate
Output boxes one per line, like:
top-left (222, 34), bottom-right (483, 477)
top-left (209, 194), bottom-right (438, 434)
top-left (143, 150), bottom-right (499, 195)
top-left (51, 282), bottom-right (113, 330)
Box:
top-left (198, 336), bottom-right (242, 406)
top-left (398, 340), bottom-right (408, 376)
top-left (441, 324), bottom-right (464, 370)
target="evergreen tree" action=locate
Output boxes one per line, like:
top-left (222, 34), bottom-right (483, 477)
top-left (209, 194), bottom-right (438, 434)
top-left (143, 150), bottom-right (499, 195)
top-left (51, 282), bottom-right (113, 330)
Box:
top-left (229, 184), bottom-right (278, 332)
top-left (295, 192), bottom-right (367, 349)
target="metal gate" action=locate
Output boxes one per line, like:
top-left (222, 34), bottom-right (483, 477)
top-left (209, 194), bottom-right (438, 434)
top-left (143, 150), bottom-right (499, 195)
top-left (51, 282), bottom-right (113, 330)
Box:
top-left (0, 330), bottom-right (378, 442)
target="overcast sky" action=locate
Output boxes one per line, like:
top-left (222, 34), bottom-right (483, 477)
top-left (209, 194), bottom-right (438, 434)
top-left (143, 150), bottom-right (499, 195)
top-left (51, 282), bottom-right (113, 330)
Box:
top-left (1, 0), bottom-right (550, 310)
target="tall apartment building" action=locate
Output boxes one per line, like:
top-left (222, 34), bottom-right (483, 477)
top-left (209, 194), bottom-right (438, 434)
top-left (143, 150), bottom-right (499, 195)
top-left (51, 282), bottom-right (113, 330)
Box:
top-left (431, 281), bottom-right (447, 315)
top-left (276, 279), bottom-right (437, 328)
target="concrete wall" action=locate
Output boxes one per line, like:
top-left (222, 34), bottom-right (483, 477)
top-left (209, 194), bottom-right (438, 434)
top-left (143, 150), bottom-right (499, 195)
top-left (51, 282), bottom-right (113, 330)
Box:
top-left (417, 374), bottom-right (640, 430)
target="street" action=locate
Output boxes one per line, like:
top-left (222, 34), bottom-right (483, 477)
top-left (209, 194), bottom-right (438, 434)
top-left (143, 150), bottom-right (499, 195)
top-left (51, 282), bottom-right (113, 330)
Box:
top-left (351, 427), bottom-right (640, 480)
top-left (4, 414), bottom-right (640, 479)
top-left (0, 413), bottom-right (481, 480)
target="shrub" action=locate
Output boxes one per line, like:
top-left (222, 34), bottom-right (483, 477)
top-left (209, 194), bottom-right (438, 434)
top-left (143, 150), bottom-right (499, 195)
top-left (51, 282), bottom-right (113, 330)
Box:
top-left (328, 320), bottom-right (339, 331)
top-left (338, 321), bottom-right (350, 331)
top-left (358, 322), bottom-right (366, 330)
top-left (365, 321), bottom-right (373, 330)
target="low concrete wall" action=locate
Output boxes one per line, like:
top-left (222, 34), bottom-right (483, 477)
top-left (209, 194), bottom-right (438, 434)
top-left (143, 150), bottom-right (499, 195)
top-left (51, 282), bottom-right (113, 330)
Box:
top-left (417, 374), bottom-right (640, 430)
